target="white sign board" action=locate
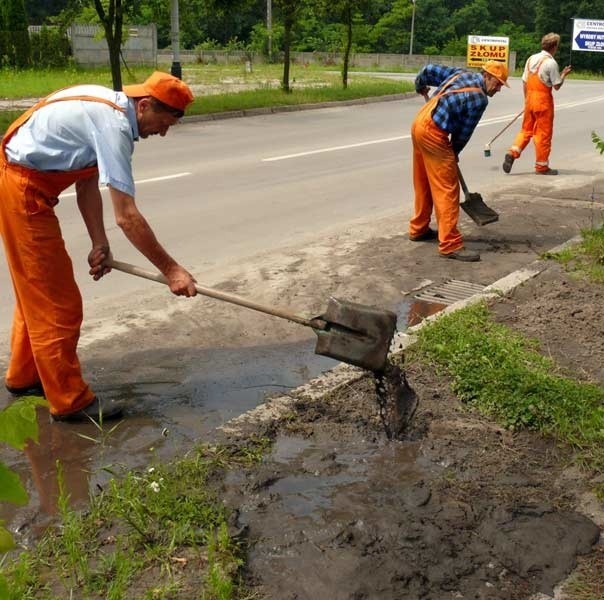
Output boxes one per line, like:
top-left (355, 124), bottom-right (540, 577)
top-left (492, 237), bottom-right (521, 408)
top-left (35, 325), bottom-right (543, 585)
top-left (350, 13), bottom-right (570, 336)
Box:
top-left (572, 18), bottom-right (604, 52)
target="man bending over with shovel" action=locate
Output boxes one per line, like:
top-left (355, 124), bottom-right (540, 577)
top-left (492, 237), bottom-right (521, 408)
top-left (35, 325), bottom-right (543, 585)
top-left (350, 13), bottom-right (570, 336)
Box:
top-left (0, 72), bottom-right (198, 422)
top-left (409, 61), bottom-right (509, 262)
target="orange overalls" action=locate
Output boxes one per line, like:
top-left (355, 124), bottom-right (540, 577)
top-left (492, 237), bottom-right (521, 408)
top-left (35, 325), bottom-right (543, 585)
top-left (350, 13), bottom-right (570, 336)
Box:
top-left (508, 56), bottom-right (554, 173)
top-left (0, 94), bottom-right (125, 417)
top-left (409, 77), bottom-right (485, 255)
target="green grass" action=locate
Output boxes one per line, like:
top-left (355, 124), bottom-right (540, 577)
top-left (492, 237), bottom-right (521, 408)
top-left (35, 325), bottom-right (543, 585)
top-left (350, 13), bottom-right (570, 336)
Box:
top-left (544, 225), bottom-right (604, 283)
top-left (1, 439), bottom-right (269, 599)
top-left (409, 302), bottom-right (604, 470)
top-left (0, 64), bottom-right (414, 134)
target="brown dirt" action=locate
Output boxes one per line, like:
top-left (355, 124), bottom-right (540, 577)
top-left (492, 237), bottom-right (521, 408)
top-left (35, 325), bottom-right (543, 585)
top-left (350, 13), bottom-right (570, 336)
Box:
top-left (1, 175), bottom-right (603, 599)
top-left (216, 261), bottom-right (603, 600)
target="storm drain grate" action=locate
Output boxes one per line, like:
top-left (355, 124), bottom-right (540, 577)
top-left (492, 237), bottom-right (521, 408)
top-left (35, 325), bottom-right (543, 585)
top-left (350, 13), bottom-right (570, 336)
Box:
top-left (414, 279), bottom-right (486, 306)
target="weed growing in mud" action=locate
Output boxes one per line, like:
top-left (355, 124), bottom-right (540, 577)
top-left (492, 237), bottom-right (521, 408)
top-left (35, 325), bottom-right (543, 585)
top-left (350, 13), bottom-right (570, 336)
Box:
top-left (544, 224), bottom-right (604, 283)
top-left (0, 439), bottom-right (270, 599)
top-left (409, 302), bottom-right (604, 470)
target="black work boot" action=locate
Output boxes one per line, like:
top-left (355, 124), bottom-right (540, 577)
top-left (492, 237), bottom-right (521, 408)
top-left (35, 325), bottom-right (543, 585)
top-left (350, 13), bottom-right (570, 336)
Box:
top-left (440, 248), bottom-right (481, 262)
top-left (51, 397), bottom-right (124, 423)
top-left (409, 228), bottom-right (438, 242)
top-left (6, 383), bottom-right (45, 397)
top-left (502, 153), bottom-right (515, 174)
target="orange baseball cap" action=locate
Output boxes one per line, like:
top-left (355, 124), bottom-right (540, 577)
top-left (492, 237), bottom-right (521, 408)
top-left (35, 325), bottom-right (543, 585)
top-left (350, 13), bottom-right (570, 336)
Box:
top-left (123, 71), bottom-right (194, 112)
top-left (482, 60), bottom-right (510, 87)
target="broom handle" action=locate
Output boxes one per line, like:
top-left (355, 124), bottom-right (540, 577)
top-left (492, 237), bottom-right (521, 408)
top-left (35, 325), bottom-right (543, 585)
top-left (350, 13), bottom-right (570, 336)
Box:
top-left (109, 260), bottom-right (324, 330)
top-left (488, 110), bottom-right (523, 145)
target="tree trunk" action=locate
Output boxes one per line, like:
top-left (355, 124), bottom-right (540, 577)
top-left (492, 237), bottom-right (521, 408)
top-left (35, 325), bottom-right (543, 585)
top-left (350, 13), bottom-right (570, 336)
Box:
top-left (342, 3), bottom-right (353, 89)
top-left (94, 0), bottom-right (123, 91)
top-left (281, 11), bottom-right (294, 92)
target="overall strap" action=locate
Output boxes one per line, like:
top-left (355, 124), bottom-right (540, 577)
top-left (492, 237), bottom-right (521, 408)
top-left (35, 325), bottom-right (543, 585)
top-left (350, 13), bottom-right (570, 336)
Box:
top-left (2, 93), bottom-right (126, 149)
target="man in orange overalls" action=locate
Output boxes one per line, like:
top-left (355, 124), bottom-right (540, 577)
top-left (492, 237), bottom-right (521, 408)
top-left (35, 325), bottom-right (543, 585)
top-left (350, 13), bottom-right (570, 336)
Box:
top-left (503, 33), bottom-right (572, 175)
top-left (409, 61), bottom-right (509, 262)
top-left (0, 72), bottom-right (198, 422)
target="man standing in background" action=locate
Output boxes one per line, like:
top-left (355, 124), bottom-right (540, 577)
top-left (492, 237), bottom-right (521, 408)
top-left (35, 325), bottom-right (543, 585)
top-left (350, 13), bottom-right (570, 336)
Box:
top-left (503, 33), bottom-right (572, 175)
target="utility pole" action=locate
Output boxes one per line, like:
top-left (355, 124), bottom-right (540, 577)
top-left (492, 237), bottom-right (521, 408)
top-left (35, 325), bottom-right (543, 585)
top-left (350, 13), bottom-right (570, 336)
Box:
top-left (170, 0), bottom-right (182, 79)
top-left (409, 0), bottom-right (416, 56)
top-left (267, 0), bottom-right (272, 61)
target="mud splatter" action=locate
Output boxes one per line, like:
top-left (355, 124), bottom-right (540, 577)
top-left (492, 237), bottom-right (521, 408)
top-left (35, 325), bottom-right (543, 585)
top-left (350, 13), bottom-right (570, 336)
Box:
top-left (373, 360), bottom-right (418, 440)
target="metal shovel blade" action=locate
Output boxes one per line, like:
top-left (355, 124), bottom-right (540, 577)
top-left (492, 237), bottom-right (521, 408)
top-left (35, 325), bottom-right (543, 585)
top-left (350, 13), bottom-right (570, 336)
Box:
top-left (313, 297), bottom-right (397, 372)
top-left (461, 191), bottom-right (499, 226)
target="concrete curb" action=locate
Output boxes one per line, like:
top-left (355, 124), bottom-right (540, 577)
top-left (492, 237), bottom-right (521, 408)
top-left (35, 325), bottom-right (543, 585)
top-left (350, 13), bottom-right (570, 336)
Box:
top-left (181, 92), bottom-right (416, 124)
top-left (219, 235), bottom-right (582, 436)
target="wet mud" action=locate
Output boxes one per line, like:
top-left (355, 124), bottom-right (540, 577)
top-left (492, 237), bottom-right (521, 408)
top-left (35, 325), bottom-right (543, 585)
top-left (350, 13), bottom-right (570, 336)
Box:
top-left (221, 360), bottom-right (600, 600)
top-left (216, 263), bottom-right (603, 600)
top-left (373, 360), bottom-right (418, 439)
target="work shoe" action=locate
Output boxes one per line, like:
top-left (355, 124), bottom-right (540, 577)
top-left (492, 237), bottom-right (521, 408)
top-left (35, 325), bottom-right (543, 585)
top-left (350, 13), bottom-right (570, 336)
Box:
top-left (535, 168), bottom-right (558, 175)
top-left (6, 382), bottom-right (45, 397)
top-left (502, 153), bottom-right (515, 174)
top-left (409, 228), bottom-right (438, 242)
top-left (439, 248), bottom-right (481, 262)
top-left (51, 397), bottom-right (124, 423)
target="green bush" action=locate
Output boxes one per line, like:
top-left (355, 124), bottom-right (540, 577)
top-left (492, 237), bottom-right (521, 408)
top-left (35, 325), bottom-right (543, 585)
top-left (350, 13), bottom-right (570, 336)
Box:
top-left (30, 27), bottom-right (71, 68)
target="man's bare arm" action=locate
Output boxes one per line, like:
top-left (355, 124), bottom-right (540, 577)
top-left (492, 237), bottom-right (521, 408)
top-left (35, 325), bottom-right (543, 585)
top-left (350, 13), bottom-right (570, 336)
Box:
top-left (76, 173), bottom-right (112, 280)
top-left (109, 186), bottom-right (197, 296)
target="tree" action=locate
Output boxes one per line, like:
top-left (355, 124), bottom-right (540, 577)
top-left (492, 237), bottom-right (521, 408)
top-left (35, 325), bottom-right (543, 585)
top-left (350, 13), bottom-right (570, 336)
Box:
top-left (321, 0), bottom-right (372, 88)
top-left (4, 0), bottom-right (31, 68)
top-left (93, 0), bottom-right (125, 90)
top-left (274, 0), bottom-right (307, 91)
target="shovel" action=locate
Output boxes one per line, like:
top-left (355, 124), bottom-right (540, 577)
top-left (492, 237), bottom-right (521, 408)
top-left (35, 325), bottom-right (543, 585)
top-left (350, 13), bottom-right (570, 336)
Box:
top-left (458, 167), bottom-right (499, 226)
top-left (109, 260), bottom-right (397, 372)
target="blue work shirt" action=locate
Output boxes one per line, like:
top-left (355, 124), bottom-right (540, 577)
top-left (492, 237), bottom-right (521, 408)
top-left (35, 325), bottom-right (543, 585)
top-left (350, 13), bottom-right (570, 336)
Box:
top-left (415, 64), bottom-right (488, 155)
top-left (5, 85), bottom-right (139, 197)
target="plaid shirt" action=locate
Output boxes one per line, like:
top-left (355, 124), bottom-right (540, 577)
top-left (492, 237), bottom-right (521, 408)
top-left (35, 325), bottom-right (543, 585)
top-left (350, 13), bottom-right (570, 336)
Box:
top-left (415, 64), bottom-right (488, 155)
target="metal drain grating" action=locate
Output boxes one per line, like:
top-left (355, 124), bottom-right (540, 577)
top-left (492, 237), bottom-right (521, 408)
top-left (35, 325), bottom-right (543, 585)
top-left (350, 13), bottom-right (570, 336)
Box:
top-left (414, 279), bottom-right (485, 306)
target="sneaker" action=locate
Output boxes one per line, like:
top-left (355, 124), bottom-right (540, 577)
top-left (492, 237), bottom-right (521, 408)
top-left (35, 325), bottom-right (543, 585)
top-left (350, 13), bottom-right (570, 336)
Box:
top-left (535, 168), bottom-right (558, 175)
top-left (51, 397), bottom-right (124, 423)
top-left (6, 382), bottom-right (45, 397)
top-left (502, 153), bottom-right (515, 174)
top-left (409, 228), bottom-right (438, 242)
top-left (440, 248), bottom-right (481, 262)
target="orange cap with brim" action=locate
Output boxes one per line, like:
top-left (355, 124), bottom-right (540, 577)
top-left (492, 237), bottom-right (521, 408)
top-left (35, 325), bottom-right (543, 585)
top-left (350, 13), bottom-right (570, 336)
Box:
top-left (123, 71), bottom-right (194, 112)
top-left (482, 60), bottom-right (510, 87)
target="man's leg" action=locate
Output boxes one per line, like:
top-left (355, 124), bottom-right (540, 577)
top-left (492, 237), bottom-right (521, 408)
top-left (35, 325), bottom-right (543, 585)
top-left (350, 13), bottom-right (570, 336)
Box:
top-left (414, 119), bottom-right (464, 255)
top-left (409, 129), bottom-right (435, 239)
top-left (0, 171), bottom-right (95, 416)
top-left (504, 108), bottom-right (535, 172)
top-left (533, 107), bottom-right (555, 173)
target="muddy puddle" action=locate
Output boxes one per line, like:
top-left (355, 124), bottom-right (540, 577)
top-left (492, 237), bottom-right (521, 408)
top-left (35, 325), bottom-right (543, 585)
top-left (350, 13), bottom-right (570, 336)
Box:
top-left (221, 363), bottom-right (601, 600)
top-left (0, 337), bottom-right (336, 542)
top-left (1, 297), bottom-right (441, 541)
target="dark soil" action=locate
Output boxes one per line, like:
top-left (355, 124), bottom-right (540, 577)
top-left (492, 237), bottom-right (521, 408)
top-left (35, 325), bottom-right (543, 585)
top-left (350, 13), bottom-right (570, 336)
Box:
top-left (217, 261), bottom-right (603, 600)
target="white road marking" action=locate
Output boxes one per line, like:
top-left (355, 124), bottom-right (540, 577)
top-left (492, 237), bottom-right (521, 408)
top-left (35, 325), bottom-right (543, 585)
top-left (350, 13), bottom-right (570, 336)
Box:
top-left (262, 95), bottom-right (604, 162)
top-left (59, 171), bottom-right (192, 198)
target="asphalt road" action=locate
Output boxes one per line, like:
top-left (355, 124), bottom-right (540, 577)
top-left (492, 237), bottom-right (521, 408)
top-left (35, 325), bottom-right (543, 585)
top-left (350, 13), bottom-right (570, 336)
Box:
top-left (0, 77), bottom-right (603, 342)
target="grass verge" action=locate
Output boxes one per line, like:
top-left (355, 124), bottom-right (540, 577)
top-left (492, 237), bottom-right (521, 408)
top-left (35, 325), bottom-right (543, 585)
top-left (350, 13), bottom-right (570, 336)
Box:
top-left (0, 64), bottom-right (414, 134)
top-left (409, 301), bottom-right (604, 470)
top-left (1, 438), bottom-right (269, 599)
top-left (544, 224), bottom-right (604, 283)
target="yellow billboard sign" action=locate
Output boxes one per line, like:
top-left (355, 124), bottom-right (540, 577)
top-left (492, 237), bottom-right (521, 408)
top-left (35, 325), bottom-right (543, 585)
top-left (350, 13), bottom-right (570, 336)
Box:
top-left (467, 35), bottom-right (509, 67)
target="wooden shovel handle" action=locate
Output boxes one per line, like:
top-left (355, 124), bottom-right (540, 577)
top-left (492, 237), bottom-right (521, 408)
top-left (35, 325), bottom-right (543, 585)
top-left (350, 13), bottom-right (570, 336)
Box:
top-left (109, 260), bottom-right (325, 330)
